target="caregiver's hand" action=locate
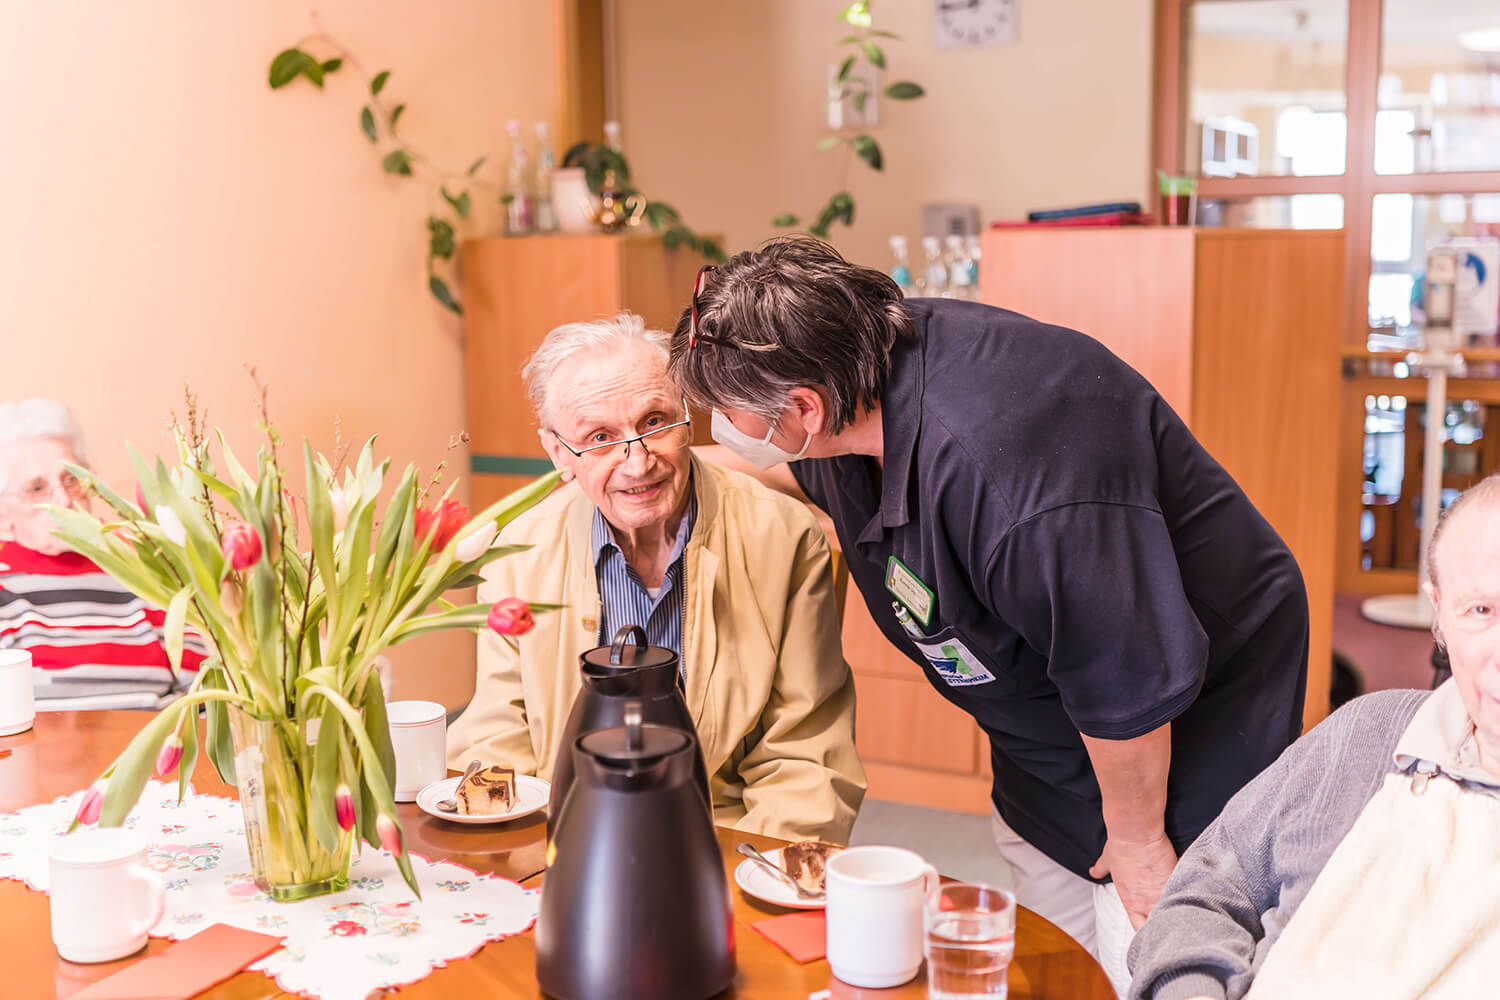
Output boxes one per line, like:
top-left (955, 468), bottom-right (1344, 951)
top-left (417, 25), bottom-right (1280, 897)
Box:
top-left (1089, 831), bottom-right (1178, 930)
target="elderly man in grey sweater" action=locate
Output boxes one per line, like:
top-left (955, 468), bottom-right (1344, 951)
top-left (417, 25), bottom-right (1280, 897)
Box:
top-left (1129, 474), bottom-right (1500, 1000)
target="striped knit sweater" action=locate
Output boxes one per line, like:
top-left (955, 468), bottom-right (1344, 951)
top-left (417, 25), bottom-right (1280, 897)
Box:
top-left (0, 541), bottom-right (206, 710)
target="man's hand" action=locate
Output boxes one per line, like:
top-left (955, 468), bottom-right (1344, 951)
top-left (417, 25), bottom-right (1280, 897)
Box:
top-left (1089, 831), bottom-right (1178, 930)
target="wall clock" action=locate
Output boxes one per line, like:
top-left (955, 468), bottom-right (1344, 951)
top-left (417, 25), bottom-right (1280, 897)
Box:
top-left (935, 0), bottom-right (1016, 48)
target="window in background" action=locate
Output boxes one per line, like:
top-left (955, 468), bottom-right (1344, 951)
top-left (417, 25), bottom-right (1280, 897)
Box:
top-left (1368, 192), bottom-right (1500, 345)
top-left (1199, 194), bottom-right (1344, 230)
top-left (1184, 0), bottom-right (1347, 177)
top-left (1379, 0), bottom-right (1500, 174)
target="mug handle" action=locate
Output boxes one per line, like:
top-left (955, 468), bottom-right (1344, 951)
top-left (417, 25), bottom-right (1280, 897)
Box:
top-left (126, 864), bottom-right (166, 940)
top-left (920, 864), bottom-right (941, 899)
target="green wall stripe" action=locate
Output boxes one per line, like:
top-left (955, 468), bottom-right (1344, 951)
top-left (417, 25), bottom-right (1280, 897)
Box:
top-left (470, 453), bottom-right (556, 476)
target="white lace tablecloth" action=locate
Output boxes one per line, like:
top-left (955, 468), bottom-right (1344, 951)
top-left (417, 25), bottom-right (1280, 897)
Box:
top-left (0, 780), bottom-right (539, 1000)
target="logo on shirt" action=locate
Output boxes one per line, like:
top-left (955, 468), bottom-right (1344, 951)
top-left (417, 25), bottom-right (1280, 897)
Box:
top-left (912, 635), bottom-right (997, 687)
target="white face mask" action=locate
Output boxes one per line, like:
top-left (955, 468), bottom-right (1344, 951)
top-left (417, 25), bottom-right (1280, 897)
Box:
top-left (710, 410), bottom-right (812, 469)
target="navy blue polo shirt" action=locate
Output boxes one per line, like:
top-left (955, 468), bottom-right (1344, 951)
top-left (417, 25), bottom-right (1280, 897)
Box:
top-left (792, 298), bottom-right (1309, 881)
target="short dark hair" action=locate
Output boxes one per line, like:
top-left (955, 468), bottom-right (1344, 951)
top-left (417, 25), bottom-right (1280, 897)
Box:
top-left (667, 236), bottom-right (913, 434)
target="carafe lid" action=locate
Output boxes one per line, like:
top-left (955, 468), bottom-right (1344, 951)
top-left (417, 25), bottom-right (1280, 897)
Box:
top-left (578, 702), bottom-right (692, 767)
top-left (580, 625), bottom-right (678, 673)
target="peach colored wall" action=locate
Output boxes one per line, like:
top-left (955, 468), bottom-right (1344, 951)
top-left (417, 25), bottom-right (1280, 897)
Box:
top-left (0, 1), bottom-right (558, 710)
top-left (614, 0), bottom-right (1155, 268)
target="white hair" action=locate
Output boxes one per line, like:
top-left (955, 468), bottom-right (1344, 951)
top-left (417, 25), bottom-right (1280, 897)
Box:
top-left (521, 312), bottom-right (671, 427)
top-left (0, 399), bottom-right (89, 494)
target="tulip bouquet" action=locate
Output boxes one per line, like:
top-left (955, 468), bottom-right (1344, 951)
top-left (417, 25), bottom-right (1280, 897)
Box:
top-left (50, 422), bottom-right (558, 901)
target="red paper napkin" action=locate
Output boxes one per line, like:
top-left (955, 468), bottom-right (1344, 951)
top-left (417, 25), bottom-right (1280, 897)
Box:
top-left (68, 923), bottom-right (284, 1000)
top-left (751, 911), bottom-right (827, 963)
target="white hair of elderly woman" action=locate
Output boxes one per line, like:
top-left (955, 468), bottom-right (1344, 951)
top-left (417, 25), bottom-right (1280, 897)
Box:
top-left (521, 312), bottom-right (671, 428)
top-left (0, 398), bottom-right (89, 494)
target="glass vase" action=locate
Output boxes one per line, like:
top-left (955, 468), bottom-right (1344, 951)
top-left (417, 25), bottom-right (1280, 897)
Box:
top-left (227, 707), bottom-right (354, 902)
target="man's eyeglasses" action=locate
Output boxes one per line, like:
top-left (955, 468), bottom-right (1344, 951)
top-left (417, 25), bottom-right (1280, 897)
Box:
top-left (6, 472), bottom-right (85, 504)
top-left (551, 399), bottom-right (693, 464)
top-left (686, 265), bottom-right (775, 352)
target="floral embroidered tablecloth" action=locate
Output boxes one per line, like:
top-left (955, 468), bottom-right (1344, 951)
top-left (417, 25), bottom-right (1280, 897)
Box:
top-left (0, 780), bottom-right (539, 1000)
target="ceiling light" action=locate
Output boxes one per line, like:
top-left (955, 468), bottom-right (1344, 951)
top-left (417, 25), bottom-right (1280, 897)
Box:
top-left (1458, 26), bottom-right (1500, 52)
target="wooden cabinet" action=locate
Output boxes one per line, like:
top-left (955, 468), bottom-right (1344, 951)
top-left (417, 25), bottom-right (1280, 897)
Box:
top-left (460, 234), bottom-right (708, 509)
top-left (978, 227), bottom-right (1341, 737)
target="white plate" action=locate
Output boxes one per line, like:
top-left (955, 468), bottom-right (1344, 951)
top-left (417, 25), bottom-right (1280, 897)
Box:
top-left (733, 847), bottom-right (826, 910)
top-left (415, 774), bottom-right (550, 825)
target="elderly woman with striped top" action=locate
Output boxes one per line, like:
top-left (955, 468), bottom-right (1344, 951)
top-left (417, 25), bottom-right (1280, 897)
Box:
top-left (0, 399), bottom-right (207, 709)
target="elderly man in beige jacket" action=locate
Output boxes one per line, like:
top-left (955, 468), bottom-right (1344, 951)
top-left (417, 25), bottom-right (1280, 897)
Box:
top-left (448, 312), bottom-right (865, 844)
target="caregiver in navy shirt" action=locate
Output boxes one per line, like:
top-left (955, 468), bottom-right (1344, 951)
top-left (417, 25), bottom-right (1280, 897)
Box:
top-left (668, 237), bottom-right (1308, 994)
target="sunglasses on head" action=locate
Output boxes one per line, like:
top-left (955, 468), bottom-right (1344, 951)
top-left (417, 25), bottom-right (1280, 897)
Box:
top-left (686, 265), bottom-right (775, 352)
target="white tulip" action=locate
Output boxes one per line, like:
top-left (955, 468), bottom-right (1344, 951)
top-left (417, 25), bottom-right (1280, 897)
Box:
top-left (328, 485), bottom-right (351, 534)
top-left (155, 506), bottom-right (187, 546)
top-left (454, 522), bottom-right (499, 562)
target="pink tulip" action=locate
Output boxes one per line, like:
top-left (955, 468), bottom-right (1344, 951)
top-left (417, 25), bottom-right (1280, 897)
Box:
top-left (487, 598), bottom-right (536, 637)
top-left (155, 733), bottom-right (184, 777)
top-left (75, 781), bottom-right (105, 825)
top-left (220, 521), bottom-right (262, 572)
top-left (335, 784), bottom-right (356, 832)
top-left (134, 482), bottom-right (151, 517)
top-left (414, 499), bottom-right (468, 552)
top-left (376, 813), bottom-right (402, 854)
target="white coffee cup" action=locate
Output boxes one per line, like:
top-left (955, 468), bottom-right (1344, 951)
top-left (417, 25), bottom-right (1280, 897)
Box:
top-left (0, 649), bottom-right (36, 736)
top-left (49, 827), bottom-right (165, 963)
top-left (825, 845), bottom-right (941, 988)
top-left (387, 700), bottom-right (446, 802)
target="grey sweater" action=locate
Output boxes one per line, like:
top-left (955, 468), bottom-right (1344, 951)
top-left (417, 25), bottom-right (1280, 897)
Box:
top-left (1127, 689), bottom-right (1431, 1000)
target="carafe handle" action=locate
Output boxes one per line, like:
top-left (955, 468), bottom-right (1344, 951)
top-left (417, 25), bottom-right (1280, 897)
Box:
top-left (609, 625), bottom-right (648, 665)
top-left (624, 701), bottom-right (643, 752)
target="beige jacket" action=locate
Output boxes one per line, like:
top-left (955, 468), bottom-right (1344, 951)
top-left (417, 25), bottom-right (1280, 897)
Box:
top-left (447, 457), bottom-right (866, 843)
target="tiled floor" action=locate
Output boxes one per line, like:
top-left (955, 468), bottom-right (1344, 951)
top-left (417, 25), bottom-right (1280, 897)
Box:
top-left (849, 798), bottom-right (1012, 888)
top-left (852, 591), bottom-right (1441, 873)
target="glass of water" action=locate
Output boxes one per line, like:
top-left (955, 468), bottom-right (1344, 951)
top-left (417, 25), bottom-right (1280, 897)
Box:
top-left (923, 882), bottom-right (1017, 999)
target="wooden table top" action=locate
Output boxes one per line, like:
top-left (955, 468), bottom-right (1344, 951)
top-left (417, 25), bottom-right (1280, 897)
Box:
top-left (1, 711), bottom-right (1113, 999)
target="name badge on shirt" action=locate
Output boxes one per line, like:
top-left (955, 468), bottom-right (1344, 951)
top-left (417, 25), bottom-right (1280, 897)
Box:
top-left (911, 635), bottom-right (997, 688)
top-left (885, 556), bottom-right (935, 627)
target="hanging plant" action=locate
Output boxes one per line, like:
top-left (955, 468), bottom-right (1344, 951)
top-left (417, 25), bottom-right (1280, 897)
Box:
top-left (268, 29), bottom-right (491, 316)
top-left (772, 1), bottom-right (926, 239)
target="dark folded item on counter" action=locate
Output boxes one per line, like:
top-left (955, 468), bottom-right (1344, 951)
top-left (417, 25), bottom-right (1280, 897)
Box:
top-left (1027, 201), bottom-right (1142, 221)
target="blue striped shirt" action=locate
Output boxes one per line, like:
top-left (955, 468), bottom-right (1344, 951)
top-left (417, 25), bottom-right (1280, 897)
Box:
top-left (591, 489), bottom-right (698, 666)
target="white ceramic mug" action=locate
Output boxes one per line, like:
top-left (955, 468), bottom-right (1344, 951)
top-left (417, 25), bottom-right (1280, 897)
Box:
top-left (387, 700), bottom-right (446, 802)
top-left (49, 827), bottom-right (165, 963)
top-left (825, 845), bottom-right (941, 988)
top-left (0, 649), bottom-right (36, 736)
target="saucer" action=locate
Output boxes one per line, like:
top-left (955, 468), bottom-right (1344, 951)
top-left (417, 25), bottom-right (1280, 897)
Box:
top-left (733, 847), bottom-right (826, 910)
top-left (415, 774), bottom-right (549, 825)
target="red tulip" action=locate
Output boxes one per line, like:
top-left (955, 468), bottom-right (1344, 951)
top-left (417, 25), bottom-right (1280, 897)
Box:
top-left (414, 499), bottom-right (468, 552)
top-left (487, 598), bottom-right (536, 636)
top-left (335, 784), bottom-right (356, 832)
top-left (75, 781), bottom-right (105, 825)
top-left (376, 813), bottom-right (402, 854)
top-left (134, 482), bottom-right (151, 517)
top-left (220, 520), bottom-right (262, 572)
top-left (155, 733), bottom-right (184, 777)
